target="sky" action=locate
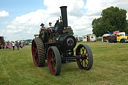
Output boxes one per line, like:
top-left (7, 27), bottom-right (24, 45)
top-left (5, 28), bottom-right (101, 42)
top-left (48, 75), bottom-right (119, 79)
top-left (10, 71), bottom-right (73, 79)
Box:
top-left (0, 0), bottom-right (128, 41)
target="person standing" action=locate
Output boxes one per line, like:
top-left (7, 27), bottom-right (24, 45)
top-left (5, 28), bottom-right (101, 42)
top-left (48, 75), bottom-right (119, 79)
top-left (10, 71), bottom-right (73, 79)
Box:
top-left (5, 42), bottom-right (8, 49)
top-left (16, 41), bottom-right (20, 50)
top-left (8, 43), bottom-right (11, 49)
top-left (12, 41), bottom-right (15, 50)
top-left (20, 42), bottom-right (23, 50)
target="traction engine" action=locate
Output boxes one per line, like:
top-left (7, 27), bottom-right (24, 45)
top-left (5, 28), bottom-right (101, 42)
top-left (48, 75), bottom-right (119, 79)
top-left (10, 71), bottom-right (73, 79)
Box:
top-left (32, 6), bottom-right (93, 76)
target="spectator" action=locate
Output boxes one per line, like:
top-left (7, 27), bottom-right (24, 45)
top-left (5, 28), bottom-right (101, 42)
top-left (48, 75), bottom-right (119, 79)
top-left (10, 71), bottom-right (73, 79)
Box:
top-left (5, 42), bottom-right (8, 49)
top-left (12, 41), bottom-right (15, 50)
top-left (20, 42), bottom-right (23, 50)
top-left (16, 41), bottom-right (20, 50)
top-left (8, 43), bottom-right (11, 49)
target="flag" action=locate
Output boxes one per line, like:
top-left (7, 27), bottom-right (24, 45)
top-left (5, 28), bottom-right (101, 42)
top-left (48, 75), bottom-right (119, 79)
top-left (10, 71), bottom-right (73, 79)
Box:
top-left (113, 30), bottom-right (119, 34)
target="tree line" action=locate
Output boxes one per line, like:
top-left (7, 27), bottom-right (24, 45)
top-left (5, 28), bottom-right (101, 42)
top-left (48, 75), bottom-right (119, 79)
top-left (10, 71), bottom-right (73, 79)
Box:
top-left (92, 6), bottom-right (128, 37)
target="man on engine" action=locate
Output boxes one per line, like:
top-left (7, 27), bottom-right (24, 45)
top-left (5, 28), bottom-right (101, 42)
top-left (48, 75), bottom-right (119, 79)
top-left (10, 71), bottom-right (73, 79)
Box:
top-left (48, 22), bottom-right (52, 28)
top-left (39, 23), bottom-right (45, 33)
top-left (48, 22), bottom-right (53, 32)
top-left (39, 23), bottom-right (48, 42)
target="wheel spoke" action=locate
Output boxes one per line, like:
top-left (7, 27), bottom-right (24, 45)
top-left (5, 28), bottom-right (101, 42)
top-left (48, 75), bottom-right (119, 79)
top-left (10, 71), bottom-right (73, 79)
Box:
top-left (53, 57), bottom-right (56, 64)
top-left (33, 44), bottom-right (38, 63)
top-left (80, 59), bottom-right (83, 66)
top-left (52, 63), bottom-right (55, 71)
top-left (82, 49), bottom-right (84, 55)
top-left (33, 45), bottom-right (36, 50)
top-left (84, 59), bottom-right (88, 68)
top-left (85, 53), bottom-right (88, 57)
top-left (52, 57), bottom-right (56, 71)
top-left (48, 49), bottom-right (56, 74)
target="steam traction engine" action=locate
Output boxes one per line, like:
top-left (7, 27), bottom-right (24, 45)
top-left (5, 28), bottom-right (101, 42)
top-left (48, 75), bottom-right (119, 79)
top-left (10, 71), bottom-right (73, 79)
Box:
top-left (32, 6), bottom-right (93, 76)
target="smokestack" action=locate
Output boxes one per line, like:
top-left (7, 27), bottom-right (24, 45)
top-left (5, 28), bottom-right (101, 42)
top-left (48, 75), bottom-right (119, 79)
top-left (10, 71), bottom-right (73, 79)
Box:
top-left (60, 6), bottom-right (68, 28)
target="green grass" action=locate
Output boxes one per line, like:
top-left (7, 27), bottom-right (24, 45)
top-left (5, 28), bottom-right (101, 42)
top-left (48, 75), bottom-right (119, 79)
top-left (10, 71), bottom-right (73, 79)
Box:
top-left (0, 42), bottom-right (128, 85)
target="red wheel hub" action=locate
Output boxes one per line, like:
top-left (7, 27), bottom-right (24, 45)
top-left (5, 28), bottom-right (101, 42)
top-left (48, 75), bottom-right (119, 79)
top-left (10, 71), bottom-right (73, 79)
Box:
top-left (48, 49), bottom-right (56, 75)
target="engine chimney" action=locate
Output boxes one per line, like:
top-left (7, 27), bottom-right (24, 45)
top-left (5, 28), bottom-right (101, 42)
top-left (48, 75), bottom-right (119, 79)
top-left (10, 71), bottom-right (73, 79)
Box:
top-left (60, 6), bottom-right (68, 28)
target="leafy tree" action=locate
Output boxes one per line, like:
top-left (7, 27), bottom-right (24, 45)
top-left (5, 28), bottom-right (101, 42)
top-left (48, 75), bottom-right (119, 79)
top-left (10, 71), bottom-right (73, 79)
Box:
top-left (92, 18), bottom-right (102, 37)
top-left (92, 17), bottom-right (111, 37)
top-left (124, 26), bottom-right (128, 34)
top-left (92, 6), bottom-right (127, 37)
top-left (125, 20), bottom-right (128, 34)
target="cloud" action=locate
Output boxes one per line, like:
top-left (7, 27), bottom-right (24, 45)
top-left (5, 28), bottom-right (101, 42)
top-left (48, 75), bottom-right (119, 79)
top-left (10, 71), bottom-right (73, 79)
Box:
top-left (2, 0), bottom-right (86, 41)
top-left (44, 0), bottom-right (84, 16)
top-left (0, 10), bottom-right (9, 18)
top-left (83, 0), bottom-right (128, 35)
top-left (2, 8), bottom-right (60, 40)
top-left (85, 0), bottom-right (128, 16)
top-left (1, 0), bottom-right (128, 41)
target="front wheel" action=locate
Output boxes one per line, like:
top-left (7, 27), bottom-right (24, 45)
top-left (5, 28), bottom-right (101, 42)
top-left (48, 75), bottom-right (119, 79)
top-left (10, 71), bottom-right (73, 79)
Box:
top-left (47, 46), bottom-right (61, 76)
top-left (76, 44), bottom-right (93, 70)
top-left (108, 39), bottom-right (113, 43)
top-left (120, 39), bottom-right (125, 43)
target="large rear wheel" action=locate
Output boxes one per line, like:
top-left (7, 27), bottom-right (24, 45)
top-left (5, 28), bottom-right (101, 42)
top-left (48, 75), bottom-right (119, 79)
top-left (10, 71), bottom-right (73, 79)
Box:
top-left (76, 44), bottom-right (93, 70)
top-left (32, 38), bottom-right (45, 67)
top-left (47, 46), bottom-right (61, 76)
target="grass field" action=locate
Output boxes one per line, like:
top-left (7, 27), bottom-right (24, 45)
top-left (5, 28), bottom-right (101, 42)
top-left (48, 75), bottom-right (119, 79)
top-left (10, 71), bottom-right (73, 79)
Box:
top-left (0, 42), bottom-right (128, 85)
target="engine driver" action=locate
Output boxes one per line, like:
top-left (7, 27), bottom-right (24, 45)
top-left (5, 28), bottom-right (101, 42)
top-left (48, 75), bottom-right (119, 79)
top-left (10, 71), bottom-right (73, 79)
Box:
top-left (48, 22), bottom-right (53, 32)
top-left (39, 23), bottom-right (45, 33)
